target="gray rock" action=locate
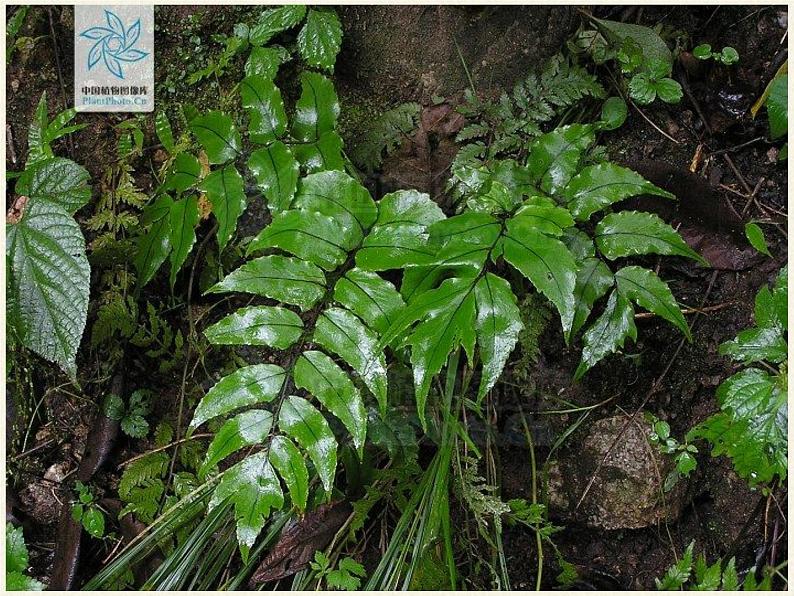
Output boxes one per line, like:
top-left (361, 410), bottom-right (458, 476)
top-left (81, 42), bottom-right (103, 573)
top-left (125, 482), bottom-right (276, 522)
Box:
top-left (546, 414), bottom-right (688, 530)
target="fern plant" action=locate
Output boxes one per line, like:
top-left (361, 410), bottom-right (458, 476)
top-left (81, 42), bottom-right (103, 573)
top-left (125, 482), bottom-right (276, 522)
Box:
top-left (349, 102), bottom-right (421, 173)
top-left (449, 54), bottom-right (604, 201)
top-left (135, 4), bottom-right (344, 289)
top-left (382, 111), bottom-right (705, 425)
top-left (691, 266), bottom-right (787, 487)
top-left (189, 169), bottom-right (444, 557)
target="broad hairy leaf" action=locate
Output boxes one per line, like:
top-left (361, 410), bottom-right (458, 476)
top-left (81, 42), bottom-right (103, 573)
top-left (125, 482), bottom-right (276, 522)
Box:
top-left (15, 157), bottom-right (91, 215)
top-left (190, 363), bottom-right (286, 429)
top-left (200, 410), bottom-right (273, 478)
top-left (595, 210), bottom-right (706, 264)
top-left (474, 273), bottom-right (523, 400)
top-left (294, 350), bottom-right (366, 450)
top-left (249, 5), bottom-right (306, 46)
top-left (240, 75), bottom-right (287, 144)
top-left (209, 452), bottom-right (284, 557)
top-left (168, 196), bottom-right (199, 287)
top-left (279, 395), bottom-right (337, 492)
top-left (134, 194), bottom-right (173, 287)
top-left (291, 72), bottom-right (340, 142)
top-left (693, 368), bottom-right (786, 485)
top-left (190, 111), bottom-right (241, 164)
top-left (614, 266), bottom-right (690, 340)
top-left (593, 18), bottom-right (673, 73)
top-left (562, 162), bottom-right (675, 221)
top-left (314, 307), bottom-right (388, 412)
top-left (204, 306), bottom-right (303, 348)
top-left (248, 141), bottom-right (300, 213)
top-left (297, 9), bottom-right (342, 71)
top-left (208, 255), bottom-right (326, 311)
top-left (574, 289), bottom-right (637, 379)
top-left (200, 165), bottom-right (247, 252)
top-left (7, 158), bottom-right (92, 376)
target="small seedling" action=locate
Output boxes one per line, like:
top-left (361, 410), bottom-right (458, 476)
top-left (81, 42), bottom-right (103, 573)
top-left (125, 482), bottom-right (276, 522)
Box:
top-left (71, 481), bottom-right (107, 539)
top-left (693, 43), bottom-right (740, 65)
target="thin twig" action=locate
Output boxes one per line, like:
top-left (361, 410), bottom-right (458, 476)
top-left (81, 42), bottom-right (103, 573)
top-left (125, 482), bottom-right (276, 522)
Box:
top-left (118, 433), bottom-right (213, 468)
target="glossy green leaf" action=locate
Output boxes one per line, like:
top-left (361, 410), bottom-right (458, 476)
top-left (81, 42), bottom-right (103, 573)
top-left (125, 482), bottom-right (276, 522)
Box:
top-left (279, 395), bottom-right (337, 492)
top-left (571, 257), bottom-right (614, 338)
top-left (593, 18), bottom-right (673, 73)
top-left (407, 277), bottom-right (477, 427)
top-left (599, 96), bottom-right (628, 130)
top-left (294, 350), bottom-right (366, 450)
top-left (423, 212), bottom-right (502, 270)
top-left (719, 326), bottom-right (787, 364)
top-left (563, 163), bottom-right (675, 221)
top-left (297, 9), bottom-right (342, 71)
top-left (190, 364), bottom-right (286, 429)
top-left (333, 268), bottom-right (405, 334)
top-left (744, 222), bottom-right (771, 257)
top-left (628, 73), bottom-right (657, 105)
top-left (357, 190), bottom-right (445, 271)
top-left (291, 72), bottom-right (340, 142)
top-left (7, 160), bottom-right (92, 376)
top-left (200, 410), bottom-right (273, 478)
top-left (474, 273), bottom-right (523, 400)
top-left (269, 435), bottom-right (308, 511)
top-left (164, 153), bottom-right (201, 193)
top-left (615, 266), bottom-right (690, 339)
top-left (248, 209), bottom-right (353, 271)
top-left (168, 196), bottom-right (199, 287)
top-left (314, 307), bottom-right (388, 412)
top-left (204, 305), bottom-right (303, 348)
top-left (292, 131), bottom-right (345, 174)
top-left (245, 46), bottom-right (288, 80)
top-left (155, 111), bottom-right (175, 153)
top-left (595, 211), bottom-right (706, 264)
top-left (134, 194), bottom-right (173, 287)
top-left (292, 170), bottom-right (378, 243)
top-left (766, 74), bottom-right (787, 140)
top-left (249, 5), bottom-right (306, 46)
top-left (655, 78), bottom-right (683, 104)
top-left (208, 255), bottom-right (326, 311)
top-left (248, 142), bottom-right (299, 213)
top-left (511, 197), bottom-right (574, 237)
top-left (15, 157), bottom-right (91, 215)
top-left (526, 123), bottom-right (596, 194)
top-left (574, 289), bottom-right (637, 379)
top-left (380, 277), bottom-right (478, 426)
top-left (200, 165), bottom-right (247, 252)
top-left (503, 220), bottom-right (578, 340)
top-left (190, 111), bottom-right (241, 164)
top-left (240, 75), bottom-right (287, 144)
top-left (209, 452), bottom-right (283, 556)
